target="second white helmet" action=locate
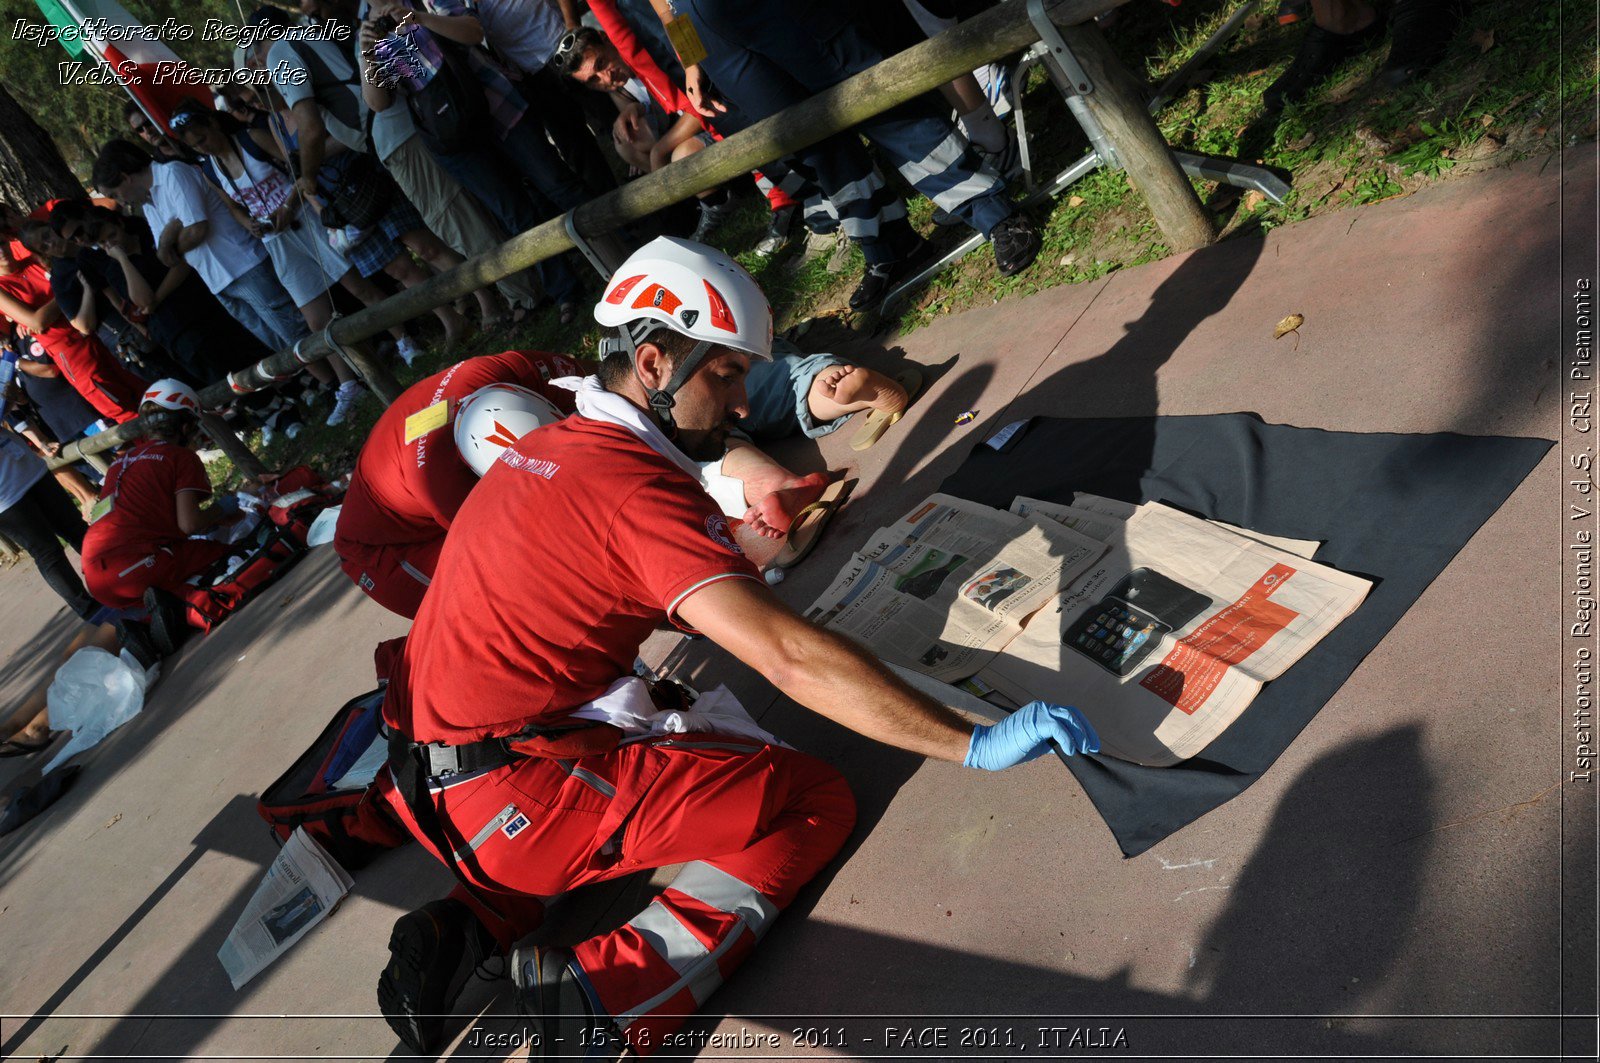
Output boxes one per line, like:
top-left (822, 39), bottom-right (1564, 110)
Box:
top-left (454, 384), bottom-right (564, 477)
top-left (140, 377), bottom-right (201, 416)
top-left (140, 379), bottom-right (202, 415)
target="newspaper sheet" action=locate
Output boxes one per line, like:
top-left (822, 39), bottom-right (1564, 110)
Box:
top-left (218, 827), bottom-right (354, 989)
top-left (803, 494), bottom-right (1107, 682)
top-left (978, 501), bottom-right (1370, 766)
top-left (811, 493), bottom-right (1371, 766)
top-left (1051, 493), bottom-right (1325, 559)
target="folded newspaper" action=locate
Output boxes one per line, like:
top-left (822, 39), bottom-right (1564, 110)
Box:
top-left (802, 494), bottom-right (1106, 683)
top-left (218, 827), bottom-right (354, 989)
top-left (806, 493), bottom-right (1371, 767)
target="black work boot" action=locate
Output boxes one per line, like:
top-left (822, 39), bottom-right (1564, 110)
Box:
top-left (142, 587), bottom-right (188, 658)
top-left (1379, 0), bottom-right (1470, 88)
top-left (510, 943), bottom-right (625, 1060)
top-left (377, 898), bottom-right (498, 1054)
top-left (990, 212), bottom-right (1042, 277)
top-left (1263, 18), bottom-right (1385, 111)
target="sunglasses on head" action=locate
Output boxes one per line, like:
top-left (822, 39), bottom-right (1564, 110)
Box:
top-left (553, 29), bottom-right (584, 66)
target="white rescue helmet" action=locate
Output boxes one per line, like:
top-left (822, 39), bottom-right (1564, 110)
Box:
top-left (594, 237), bottom-right (771, 427)
top-left (594, 236), bottom-right (773, 360)
top-left (140, 379), bottom-right (202, 415)
top-left (453, 383), bottom-right (564, 477)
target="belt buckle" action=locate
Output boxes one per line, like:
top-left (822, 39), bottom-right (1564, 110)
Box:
top-left (424, 742), bottom-right (463, 778)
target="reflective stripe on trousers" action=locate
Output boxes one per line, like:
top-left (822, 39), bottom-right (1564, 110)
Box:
top-left (611, 862), bottom-right (779, 1026)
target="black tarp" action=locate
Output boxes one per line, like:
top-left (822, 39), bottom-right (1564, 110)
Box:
top-left (939, 413), bottom-right (1551, 856)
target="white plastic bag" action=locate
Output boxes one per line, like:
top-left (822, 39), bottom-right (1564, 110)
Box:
top-left (41, 647), bottom-right (147, 774)
top-left (305, 504), bottom-right (341, 548)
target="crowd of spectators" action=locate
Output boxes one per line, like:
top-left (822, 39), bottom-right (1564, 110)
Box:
top-left (0, 0), bottom-right (1043, 735)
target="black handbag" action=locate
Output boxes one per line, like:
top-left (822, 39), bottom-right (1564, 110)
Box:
top-left (314, 149), bottom-right (395, 231)
top-left (405, 38), bottom-right (493, 155)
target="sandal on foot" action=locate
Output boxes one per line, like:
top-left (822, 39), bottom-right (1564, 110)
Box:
top-left (849, 367), bottom-right (924, 451)
top-left (0, 730), bottom-right (62, 758)
top-left (772, 478), bottom-right (857, 569)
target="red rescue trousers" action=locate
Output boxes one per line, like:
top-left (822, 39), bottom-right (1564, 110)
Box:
top-left (82, 538), bottom-right (231, 611)
top-left (46, 338), bottom-right (147, 424)
top-left (336, 536), bottom-right (444, 620)
top-left (379, 734), bottom-right (856, 1054)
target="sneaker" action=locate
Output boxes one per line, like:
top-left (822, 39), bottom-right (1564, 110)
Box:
top-left (377, 899), bottom-right (497, 1054)
top-left (990, 212), bottom-right (1042, 277)
top-left (1378, 0), bottom-right (1468, 88)
top-left (691, 194), bottom-right (738, 243)
top-left (326, 380), bottom-right (366, 428)
top-left (510, 943), bottom-right (624, 1061)
top-left (1262, 19), bottom-right (1385, 111)
top-left (142, 587), bottom-right (187, 658)
top-left (1278, 0), bottom-right (1311, 23)
top-left (395, 336), bottom-right (423, 367)
top-left (754, 203), bottom-right (801, 257)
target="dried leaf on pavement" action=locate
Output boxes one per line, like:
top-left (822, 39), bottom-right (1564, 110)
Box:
top-left (1274, 313), bottom-right (1305, 340)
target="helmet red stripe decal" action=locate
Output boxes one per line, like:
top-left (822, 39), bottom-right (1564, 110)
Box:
top-left (702, 279), bottom-right (736, 332)
top-left (632, 283), bottom-right (683, 315)
top-left (604, 274), bottom-right (648, 305)
top-left (484, 420), bottom-right (522, 449)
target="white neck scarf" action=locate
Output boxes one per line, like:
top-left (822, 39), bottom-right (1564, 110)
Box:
top-left (556, 374), bottom-right (707, 487)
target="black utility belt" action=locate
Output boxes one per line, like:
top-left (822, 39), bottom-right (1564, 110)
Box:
top-left (416, 737), bottom-right (523, 779)
top-left (388, 719), bottom-right (607, 781)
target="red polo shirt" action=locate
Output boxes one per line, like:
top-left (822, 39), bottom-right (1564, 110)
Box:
top-left (83, 439), bottom-right (210, 558)
top-left (335, 350), bottom-right (582, 551)
top-left (385, 415), bottom-right (761, 745)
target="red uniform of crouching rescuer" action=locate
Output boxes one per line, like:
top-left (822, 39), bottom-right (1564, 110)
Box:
top-left (368, 238), bottom-right (1104, 1058)
top-left (79, 380), bottom-right (240, 628)
top-left (333, 349), bottom-right (584, 619)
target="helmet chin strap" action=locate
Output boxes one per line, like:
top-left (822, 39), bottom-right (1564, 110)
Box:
top-left (617, 323), bottom-right (713, 434)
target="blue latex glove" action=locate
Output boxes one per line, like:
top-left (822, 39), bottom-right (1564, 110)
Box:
top-left (964, 701), bottom-right (1101, 770)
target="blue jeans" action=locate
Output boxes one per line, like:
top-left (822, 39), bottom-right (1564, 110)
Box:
top-left (216, 258), bottom-right (310, 353)
top-left (430, 118), bottom-right (587, 305)
top-left (681, 0), bottom-right (1010, 264)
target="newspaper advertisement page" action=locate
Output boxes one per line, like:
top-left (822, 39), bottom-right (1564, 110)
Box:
top-left (806, 494), bottom-right (1106, 682)
top-left (980, 502), bottom-right (1371, 766)
top-left (218, 827), bottom-right (355, 989)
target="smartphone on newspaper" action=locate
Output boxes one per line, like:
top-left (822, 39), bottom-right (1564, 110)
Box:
top-left (1061, 567), bottom-right (1214, 677)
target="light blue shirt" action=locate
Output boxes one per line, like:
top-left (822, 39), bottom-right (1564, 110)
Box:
top-left (476, 0), bottom-right (566, 75)
top-left (0, 428), bottom-right (48, 512)
top-left (143, 161), bottom-right (269, 293)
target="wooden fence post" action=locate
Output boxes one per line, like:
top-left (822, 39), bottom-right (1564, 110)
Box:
top-left (1058, 22), bottom-right (1216, 252)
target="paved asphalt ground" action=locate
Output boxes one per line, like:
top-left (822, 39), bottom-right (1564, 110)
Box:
top-left (0, 146), bottom-right (1594, 1061)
